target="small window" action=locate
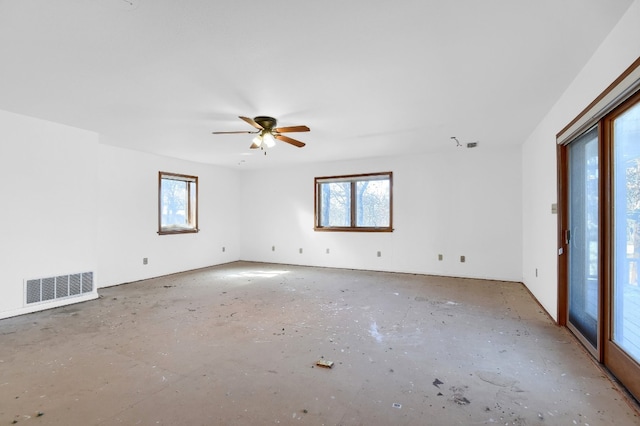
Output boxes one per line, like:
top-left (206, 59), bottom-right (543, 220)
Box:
top-left (315, 172), bottom-right (393, 232)
top-left (158, 172), bottom-right (198, 235)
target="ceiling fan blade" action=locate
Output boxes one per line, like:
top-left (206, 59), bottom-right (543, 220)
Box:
top-left (275, 134), bottom-right (306, 148)
top-left (239, 116), bottom-right (264, 130)
top-left (212, 130), bottom-right (256, 134)
top-left (274, 125), bottom-right (310, 133)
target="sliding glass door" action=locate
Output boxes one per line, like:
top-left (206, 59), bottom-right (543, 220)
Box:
top-left (567, 127), bottom-right (600, 353)
top-left (560, 91), bottom-right (640, 401)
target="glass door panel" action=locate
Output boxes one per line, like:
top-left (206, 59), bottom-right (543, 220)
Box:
top-left (612, 100), bottom-right (640, 363)
top-left (568, 127), bottom-right (600, 350)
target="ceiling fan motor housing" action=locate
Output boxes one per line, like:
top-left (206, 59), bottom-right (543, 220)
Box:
top-left (253, 116), bottom-right (277, 131)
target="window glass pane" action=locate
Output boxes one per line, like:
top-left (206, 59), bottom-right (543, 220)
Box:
top-left (612, 100), bottom-right (640, 362)
top-left (161, 178), bottom-right (188, 228)
top-left (320, 182), bottom-right (351, 226)
top-left (568, 127), bottom-right (599, 348)
top-left (356, 179), bottom-right (390, 227)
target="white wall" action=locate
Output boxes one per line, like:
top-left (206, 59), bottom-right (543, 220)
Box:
top-left (0, 110), bottom-right (100, 317)
top-left (522, 0), bottom-right (640, 320)
top-left (96, 144), bottom-right (241, 287)
top-left (240, 145), bottom-right (522, 282)
top-left (0, 110), bottom-right (242, 318)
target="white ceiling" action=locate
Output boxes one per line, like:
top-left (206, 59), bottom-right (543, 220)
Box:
top-left (0, 0), bottom-right (634, 169)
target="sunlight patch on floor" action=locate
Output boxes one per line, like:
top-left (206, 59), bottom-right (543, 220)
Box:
top-left (226, 270), bottom-right (290, 279)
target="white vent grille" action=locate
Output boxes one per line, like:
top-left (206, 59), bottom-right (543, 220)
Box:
top-left (25, 272), bottom-right (94, 305)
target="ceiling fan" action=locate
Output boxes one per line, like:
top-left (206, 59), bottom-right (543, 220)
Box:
top-left (212, 116), bottom-right (310, 149)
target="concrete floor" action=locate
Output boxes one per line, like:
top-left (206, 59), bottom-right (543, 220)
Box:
top-left (1, 261), bottom-right (638, 425)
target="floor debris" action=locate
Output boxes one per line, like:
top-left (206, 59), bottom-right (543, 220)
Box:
top-left (316, 359), bottom-right (334, 368)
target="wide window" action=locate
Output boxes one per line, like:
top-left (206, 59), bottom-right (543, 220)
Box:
top-left (315, 172), bottom-right (392, 232)
top-left (158, 172), bottom-right (198, 235)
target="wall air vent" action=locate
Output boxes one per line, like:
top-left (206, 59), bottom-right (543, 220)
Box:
top-left (25, 272), bottom-right (94, 305)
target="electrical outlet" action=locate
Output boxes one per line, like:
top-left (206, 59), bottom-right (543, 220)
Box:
top-left (438, 254), bottom-right (443, 261)
top-left (377, 251), bottom-right (382, 257)
top-left (143, 257), bottom-right (148, 265)
top-left (272, 245), bottom-right (275, 251)
top-left (222, 246), bottom-right (226, 252)
top-left (326, 248), bottom-right (330, 254)
top-left (299, 248), bottom-right (303, 254)
top-left (460, 255), bottom-right (465, 263)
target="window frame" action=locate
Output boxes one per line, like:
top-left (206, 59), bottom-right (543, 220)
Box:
top-left (158, 171), bottom-right (199, 235)
top-left (314, 171), bottom-right (393, 232)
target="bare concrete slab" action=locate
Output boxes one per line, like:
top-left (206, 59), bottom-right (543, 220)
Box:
top-left (1, 261), bottom-right (638, 425)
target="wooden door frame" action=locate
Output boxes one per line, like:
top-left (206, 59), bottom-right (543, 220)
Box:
top-left (557, 143), bottom-right (568, 327)
top-left (558, 87), bottom-right (640, 401)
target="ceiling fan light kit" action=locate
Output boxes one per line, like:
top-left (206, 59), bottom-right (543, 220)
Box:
top-left (253, 129), bottom-right (276, 149)
top-left (213, 115), bottom-right (310, 152)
